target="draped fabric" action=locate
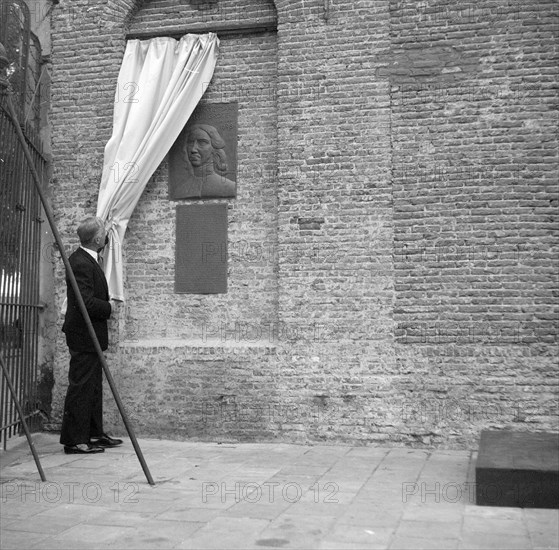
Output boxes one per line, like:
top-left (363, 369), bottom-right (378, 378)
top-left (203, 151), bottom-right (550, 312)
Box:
top-left (96, 34), bottom-right (219, 301)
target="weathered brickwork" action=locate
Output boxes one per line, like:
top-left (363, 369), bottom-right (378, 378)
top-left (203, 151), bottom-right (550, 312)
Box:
top-left (48, 0), bottom-right (558, 448)
top-left (389, 0), bottom-right (559, 446)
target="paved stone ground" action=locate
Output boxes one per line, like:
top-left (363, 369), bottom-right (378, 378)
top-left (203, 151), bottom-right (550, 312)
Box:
top-left (1, 433), bottom-right (557, 549)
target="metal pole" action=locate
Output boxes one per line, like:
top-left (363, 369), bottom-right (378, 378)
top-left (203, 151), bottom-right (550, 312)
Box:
top-left (0, 70), bottom-right (155, 486)
top-left (0, 353), bottom-right (46, 482)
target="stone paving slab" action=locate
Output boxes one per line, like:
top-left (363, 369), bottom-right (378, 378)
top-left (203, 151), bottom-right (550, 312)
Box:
top-left (1, 433), bottom-right (558, 549)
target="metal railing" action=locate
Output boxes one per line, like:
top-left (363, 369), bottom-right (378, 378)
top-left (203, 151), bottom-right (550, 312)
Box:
top-left (0, 0), bottom-right (46, 448)
top-left (0, 90), bottom-right (46, 448)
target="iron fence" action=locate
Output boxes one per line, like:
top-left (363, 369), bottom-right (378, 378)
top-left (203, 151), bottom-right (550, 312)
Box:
top-left (0, 89), bottom-right (46, 448)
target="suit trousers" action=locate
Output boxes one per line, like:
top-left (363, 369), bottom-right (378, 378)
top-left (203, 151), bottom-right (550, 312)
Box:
top-left (59, 350), bottom-right (104, 445)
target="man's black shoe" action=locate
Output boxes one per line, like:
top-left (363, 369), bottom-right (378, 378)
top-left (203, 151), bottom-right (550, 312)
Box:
top-left (90, 434), bottom-right (123, 447)
top-left (64, 444), bottom-right (105, 454)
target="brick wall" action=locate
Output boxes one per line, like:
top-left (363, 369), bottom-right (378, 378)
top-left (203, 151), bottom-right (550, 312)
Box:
top-left (48, 0), bottom-right (558, 448)
top-left (389, 0), bottom-right (559, 446)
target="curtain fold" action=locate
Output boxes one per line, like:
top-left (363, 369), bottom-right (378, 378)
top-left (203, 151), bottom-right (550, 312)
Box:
top-left (96, 33), bottom-right (219, 301)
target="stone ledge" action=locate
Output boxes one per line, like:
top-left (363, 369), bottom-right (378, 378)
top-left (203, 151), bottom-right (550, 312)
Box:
top-left (119, 338), bottom-right (278, 350)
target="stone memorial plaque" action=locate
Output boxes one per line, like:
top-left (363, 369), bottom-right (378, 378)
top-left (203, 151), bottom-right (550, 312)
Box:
top-left (175, 204), bottom-right (228, 294)
top-left (169, 102), bottom-right (238, 200)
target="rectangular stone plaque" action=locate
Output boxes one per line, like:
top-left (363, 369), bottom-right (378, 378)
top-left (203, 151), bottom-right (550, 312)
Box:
top-left (175, 204), bottom-right (228, 294)
top-left (169, 102), bottom-right (238, 200)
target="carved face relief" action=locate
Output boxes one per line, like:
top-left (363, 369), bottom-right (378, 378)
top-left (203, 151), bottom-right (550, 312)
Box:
top-left (168, 102), bottom-right (238, 200)
top-left (186, 128), bottom-right (213, 168)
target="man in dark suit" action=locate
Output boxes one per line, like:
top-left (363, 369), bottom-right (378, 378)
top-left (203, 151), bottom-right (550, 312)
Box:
top-left (60, 217), bottom-right (123, 454)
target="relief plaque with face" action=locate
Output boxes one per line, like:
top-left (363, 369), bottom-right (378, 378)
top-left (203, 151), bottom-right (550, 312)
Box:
top-left (169, 102), bottom-right (237, 200)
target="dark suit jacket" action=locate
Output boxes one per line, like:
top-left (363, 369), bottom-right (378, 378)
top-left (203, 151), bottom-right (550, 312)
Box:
top-left (62, 247), bottom-right (112, 352)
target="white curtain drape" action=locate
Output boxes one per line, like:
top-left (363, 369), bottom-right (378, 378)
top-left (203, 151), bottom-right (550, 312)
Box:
top-left (96, 34), bottom-right (219, 301)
